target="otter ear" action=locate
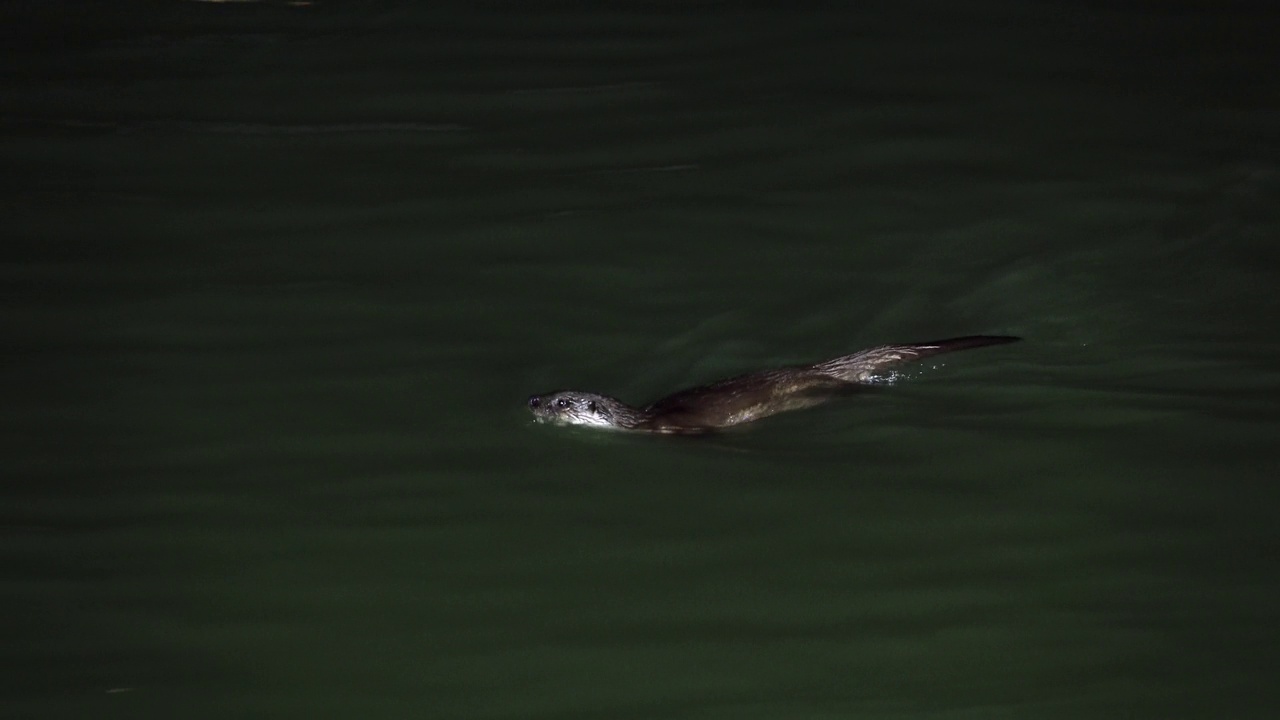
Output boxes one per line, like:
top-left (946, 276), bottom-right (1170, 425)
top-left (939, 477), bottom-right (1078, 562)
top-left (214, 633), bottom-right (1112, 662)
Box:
top-left (587, 401), bottom-right (597, 412)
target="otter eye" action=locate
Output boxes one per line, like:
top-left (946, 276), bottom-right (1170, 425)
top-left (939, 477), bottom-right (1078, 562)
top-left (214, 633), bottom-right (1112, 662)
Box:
top-left (587, 401), bottom-right (597, 412)
top-left (556, 398), bottom-right (569, 409)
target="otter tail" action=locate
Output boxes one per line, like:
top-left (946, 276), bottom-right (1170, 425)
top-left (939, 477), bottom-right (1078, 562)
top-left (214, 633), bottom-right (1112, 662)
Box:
top-left (813, 335), bottom-right (1020, 383)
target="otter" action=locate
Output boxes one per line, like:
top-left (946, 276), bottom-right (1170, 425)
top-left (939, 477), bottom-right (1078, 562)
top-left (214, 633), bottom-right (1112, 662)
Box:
top-left (528, 335), bottom-right (1019, 434)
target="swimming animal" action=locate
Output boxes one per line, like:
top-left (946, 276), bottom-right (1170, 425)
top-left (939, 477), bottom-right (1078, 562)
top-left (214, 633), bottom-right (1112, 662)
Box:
top-left (528, 335), bottom-right (1019, 434)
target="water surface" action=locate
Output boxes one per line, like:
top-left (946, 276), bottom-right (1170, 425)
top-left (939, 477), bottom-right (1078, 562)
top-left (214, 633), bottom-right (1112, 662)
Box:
top-left (4, 2), bottom-right (1279, 718)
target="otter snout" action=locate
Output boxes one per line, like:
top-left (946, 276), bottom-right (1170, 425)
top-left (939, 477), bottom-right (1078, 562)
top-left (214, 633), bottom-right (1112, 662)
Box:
top-left (527, 393), bottom-right (553, 423)
top-left (527, 391), bottom-right (618, 427)
top-left (528, 393), bottom-right (568, 424)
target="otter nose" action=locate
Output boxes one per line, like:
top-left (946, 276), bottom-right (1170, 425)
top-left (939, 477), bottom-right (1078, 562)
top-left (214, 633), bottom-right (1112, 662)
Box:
top-left (528, 395), bottom-right (541, 409)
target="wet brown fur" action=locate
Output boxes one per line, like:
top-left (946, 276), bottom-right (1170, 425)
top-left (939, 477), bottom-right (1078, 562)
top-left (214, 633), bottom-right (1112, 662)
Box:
top-left (529, 335), bottom-right (1020, 434)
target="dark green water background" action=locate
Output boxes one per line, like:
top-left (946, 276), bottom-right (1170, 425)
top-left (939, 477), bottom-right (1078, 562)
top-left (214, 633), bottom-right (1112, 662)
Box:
top-left (4, 2), bottom-right (1279, 718)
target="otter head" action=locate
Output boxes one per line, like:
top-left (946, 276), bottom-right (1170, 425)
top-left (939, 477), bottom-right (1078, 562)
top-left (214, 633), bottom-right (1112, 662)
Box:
top-left (527, 391), bottom-right (646, 430)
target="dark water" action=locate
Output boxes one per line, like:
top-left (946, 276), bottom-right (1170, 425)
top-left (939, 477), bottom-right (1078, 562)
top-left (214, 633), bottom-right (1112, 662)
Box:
top-left (4, 2), bottom-right (1279, 718)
